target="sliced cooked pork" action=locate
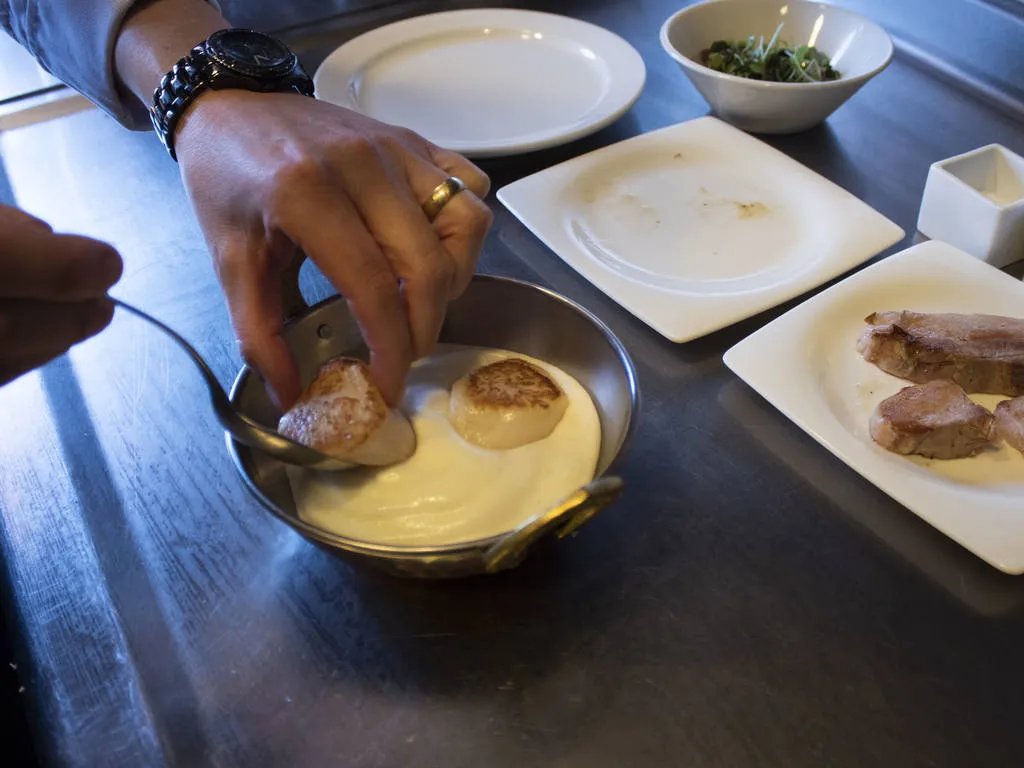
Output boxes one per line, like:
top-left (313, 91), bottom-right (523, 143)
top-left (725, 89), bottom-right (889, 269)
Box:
top-left (869, 379), bottom-right (994, 459)
top-left (857, 311), bottom-right (1024, 397)
top-left (994, 396), bottom-right (1024, 456)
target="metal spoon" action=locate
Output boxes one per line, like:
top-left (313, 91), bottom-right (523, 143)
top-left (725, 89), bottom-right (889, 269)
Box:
top-left (112, 298), bottom-right (354, 472)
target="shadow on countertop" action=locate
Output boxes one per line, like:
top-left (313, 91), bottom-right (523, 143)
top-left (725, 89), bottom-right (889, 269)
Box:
top-left (0, 604), bottom-right (40, 767)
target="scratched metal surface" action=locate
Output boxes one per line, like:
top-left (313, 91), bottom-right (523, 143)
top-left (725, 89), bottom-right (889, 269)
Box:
top-left (1, 1), bottom-right (1024, 766)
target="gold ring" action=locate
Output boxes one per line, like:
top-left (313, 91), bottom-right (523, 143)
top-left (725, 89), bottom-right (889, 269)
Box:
top-left (421, 176), bottom-right (467, 222)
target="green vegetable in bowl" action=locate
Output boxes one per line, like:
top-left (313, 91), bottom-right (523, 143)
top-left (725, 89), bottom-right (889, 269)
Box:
top-left (700, 23), bottom-right (841, 83)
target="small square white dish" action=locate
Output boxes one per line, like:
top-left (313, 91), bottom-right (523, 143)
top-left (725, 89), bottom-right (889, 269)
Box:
top-left (917, 143), bottom-right (1024, 270)
top-left (723, 240), bottom-right (1024, 574)
top-left (497, 116), bottom-right (904, 342)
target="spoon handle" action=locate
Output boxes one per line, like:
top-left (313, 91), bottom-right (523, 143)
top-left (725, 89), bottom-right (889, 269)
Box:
top-left (109, 297), bottom-right (354, 471)
top-left (110, 298), bottom-right (244, 432)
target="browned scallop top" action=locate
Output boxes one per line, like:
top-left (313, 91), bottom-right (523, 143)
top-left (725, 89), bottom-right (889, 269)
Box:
top-left (278, 358), bottom-right (386, 451)
top-left (462, 359), bottom-right (564, 409)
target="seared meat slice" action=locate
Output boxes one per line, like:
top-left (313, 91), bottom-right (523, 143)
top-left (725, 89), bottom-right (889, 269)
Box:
top-left (869, 380), bottom-right (994, 459)
top-left (994, 397), bottom-right (1024, 456)
top-left (857, 311), bottom-right (1024, 396)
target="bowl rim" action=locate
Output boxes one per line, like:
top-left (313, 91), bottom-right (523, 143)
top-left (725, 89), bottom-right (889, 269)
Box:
top-left (225, 273), bottom-right (641, 558)
top-left (659, 0), bottom-right (895, 92)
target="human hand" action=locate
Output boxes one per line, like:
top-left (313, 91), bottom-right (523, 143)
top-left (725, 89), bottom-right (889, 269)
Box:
top-left (0, 205), bottom-right (123, 387)
top-left (174, 91), bottom-right (493, 409)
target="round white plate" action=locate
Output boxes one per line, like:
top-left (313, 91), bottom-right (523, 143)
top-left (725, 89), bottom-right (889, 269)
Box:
top-left (313, 9), bottom-right (646, 158)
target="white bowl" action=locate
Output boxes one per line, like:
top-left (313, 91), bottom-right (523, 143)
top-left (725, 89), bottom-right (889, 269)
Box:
top-left (660, 0), bottom-right (894, 134)
top-left (917, 144), bottom-right (1024, 270)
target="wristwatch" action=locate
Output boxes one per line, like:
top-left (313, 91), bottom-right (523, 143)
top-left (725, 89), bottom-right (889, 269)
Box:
top-left (150, 28), bottom-right (315, 161)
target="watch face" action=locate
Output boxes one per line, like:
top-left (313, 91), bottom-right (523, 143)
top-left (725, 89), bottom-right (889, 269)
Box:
top-left (207, 29), bottom-right (295, 76)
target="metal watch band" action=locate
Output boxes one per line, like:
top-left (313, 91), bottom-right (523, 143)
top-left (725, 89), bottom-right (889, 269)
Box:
top-left (150, 47), bottom-right (207, 162)
top-left (149, 36), bottom-right (315, 162)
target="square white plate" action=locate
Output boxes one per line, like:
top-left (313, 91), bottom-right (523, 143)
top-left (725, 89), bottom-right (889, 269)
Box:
top-left (497, 116), bottom-right (905, 342)
top-left (723, 240), bottom-right (1024, 574)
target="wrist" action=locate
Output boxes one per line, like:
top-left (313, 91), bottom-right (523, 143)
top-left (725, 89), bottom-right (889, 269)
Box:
top-left (172, 88), bottom-right (255, 161)
top-left (166, 87), bottom-right (224, 161)
top-left (114, 0), bottom-right (227, 106)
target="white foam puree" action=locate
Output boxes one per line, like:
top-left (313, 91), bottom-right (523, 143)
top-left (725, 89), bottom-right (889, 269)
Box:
top-left (286, 345), bottom-right (602, 546)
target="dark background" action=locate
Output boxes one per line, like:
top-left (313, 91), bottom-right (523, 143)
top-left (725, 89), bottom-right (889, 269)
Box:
top-left (2, 611), bottom-right (38, 765)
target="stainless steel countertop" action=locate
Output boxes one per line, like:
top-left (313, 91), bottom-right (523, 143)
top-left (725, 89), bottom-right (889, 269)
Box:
top-left (1, 1), bottom-right (1023, 766)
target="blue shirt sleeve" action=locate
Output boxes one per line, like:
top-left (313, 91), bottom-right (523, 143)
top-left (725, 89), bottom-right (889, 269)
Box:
top-left (2, 1), bottom-right (156, 130)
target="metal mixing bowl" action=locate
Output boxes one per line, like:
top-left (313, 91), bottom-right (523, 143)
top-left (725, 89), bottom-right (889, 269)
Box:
top-left (227, 274), bottom-right (639, 578)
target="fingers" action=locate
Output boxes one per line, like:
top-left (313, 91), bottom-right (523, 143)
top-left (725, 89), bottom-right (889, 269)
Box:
top-left (0, 206), bottom-right (122, 302)
top-left (333, 140), bottom-right (454, 362)
top-left (433, 189), bottom-right (493, 298)
top-left (0, 351), bottom-right (60, 388)
top-left (382, 123), bottom-right (491, 200)
top-left (276, 184), bottom-right (413, 406)
top-left (426, 146), bottom-right (491, 200)
top-left (382, 132), bottom-right (493, 297)
top-left (403, 154), bottom-right (494, 299)
top-left (0, 204), bottom-right (50, 232)
top-left (0, 297), bottom-right (113, 363)
top-left (215, 235), bottom-right (303, 410)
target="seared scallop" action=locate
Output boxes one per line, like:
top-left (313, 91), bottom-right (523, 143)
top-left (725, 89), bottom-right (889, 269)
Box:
top-left (278, 357), bottom-right (415, 466)
top-left (448, 357), bottom-right (569, 450)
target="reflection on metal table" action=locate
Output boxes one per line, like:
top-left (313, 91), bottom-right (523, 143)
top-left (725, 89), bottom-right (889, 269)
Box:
top-left (1, 1), bottom-right (1023, 767)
